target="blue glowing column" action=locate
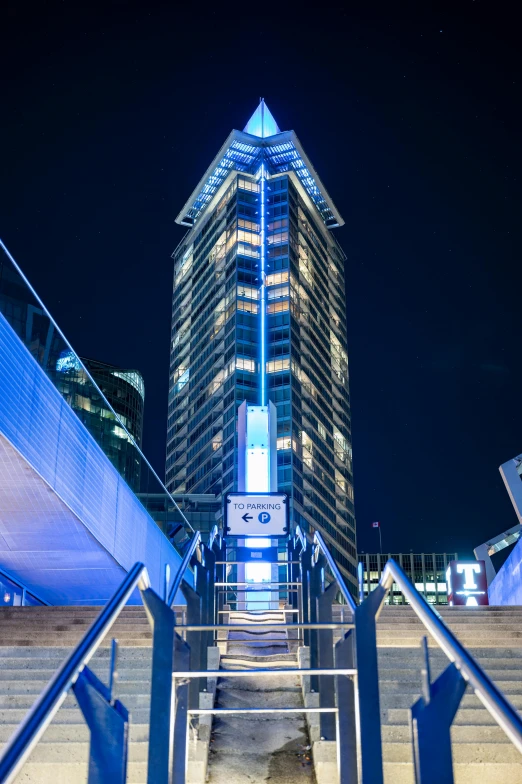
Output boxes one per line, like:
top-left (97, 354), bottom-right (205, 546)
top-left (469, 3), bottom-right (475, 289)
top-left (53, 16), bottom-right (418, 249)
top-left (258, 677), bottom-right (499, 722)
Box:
top-left (259, 161), bottom-right (267, 406)
top-left (237, 402), bottom-right (278, 493)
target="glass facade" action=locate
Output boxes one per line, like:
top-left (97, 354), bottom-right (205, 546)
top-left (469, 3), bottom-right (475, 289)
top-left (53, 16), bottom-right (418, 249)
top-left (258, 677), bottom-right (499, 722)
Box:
top-left (358, 552), bottom-right (460, 605)
top-left (166, 103), bottom-right (357, 590)
top-left (0, 240), bottom-right (189, 536)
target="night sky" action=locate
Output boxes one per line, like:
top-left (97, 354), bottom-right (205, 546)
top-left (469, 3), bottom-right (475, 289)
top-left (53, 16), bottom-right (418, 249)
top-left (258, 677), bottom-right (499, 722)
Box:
top-left (2, 2), bottom-right (521, 558)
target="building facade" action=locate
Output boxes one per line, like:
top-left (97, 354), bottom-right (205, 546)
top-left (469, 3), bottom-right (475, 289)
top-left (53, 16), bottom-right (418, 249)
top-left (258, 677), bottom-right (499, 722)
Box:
top-left (166, 101), bottom-right (356, 589)
top-left (358, 552), bottom-right (459, 605)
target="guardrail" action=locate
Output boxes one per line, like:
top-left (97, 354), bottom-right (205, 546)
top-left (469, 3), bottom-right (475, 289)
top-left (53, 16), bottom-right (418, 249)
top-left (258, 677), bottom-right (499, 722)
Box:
top-left (0, 527), bottom-right (217, 784)
top-left (0, 566), bottom-right (50, 607)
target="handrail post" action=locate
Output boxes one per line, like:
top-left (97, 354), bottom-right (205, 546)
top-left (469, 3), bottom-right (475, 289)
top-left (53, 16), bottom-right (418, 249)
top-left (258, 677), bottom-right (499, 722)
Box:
top-left (354, 584), bottom-right (385, 784)
top-left (140, 586), bottom-right (176, 784)
top-left (316, 581), bottom-right (337, 741)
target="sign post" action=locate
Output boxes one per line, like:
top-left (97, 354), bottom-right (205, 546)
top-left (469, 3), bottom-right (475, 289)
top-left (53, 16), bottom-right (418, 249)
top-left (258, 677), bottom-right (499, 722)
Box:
top-left (446, 560), bottom-right (489, 606)
top-left (224, 492), bottom-right (289, 537)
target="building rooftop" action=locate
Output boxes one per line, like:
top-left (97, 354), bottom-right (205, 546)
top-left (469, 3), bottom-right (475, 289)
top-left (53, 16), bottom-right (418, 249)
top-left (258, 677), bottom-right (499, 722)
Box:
top-left (175, 100), bottom-right (344, 230)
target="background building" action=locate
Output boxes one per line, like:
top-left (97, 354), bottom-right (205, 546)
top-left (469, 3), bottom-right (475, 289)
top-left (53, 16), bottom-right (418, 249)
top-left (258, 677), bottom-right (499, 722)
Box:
top-left (56, 355), bottom-right (145, 493)
top-left (358, 552), bottom-right (459, 605)
top-left (166, 101), bottom-right (356, 589)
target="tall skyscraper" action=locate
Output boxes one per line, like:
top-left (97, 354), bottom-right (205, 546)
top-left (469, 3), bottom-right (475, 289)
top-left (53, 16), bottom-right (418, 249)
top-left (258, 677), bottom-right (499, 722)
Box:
top-left (166, 101), bottom-right (356, 588)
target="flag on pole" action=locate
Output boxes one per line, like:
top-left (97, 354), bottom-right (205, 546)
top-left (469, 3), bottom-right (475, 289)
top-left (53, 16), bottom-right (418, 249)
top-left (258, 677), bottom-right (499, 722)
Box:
top-left (372, 521), bottom-right (380, 528)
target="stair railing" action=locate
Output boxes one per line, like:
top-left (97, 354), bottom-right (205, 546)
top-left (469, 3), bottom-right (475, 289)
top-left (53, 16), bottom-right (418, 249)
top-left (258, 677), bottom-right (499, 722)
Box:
top-left (295, 527), bottom-right (522, 784)
top-left (0, 528), bottom-right (214, 784)
top-left (367, 558), bottom-right (522, 783)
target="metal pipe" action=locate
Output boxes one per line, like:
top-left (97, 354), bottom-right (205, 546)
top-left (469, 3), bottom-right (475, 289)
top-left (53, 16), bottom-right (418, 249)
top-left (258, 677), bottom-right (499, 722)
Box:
top-left (169, 668), bottom-right (357, 678)
top-left (313, 531), bottom-right (357, 611)
top-left (379, 559), bottom-right (522, 755)
top-left (175, 623), bottom-right (354, 631)
top-left (188, 707), bottom-right (339, 714)
top-left (0, 562), bottom-right (148, 784)
top-left (167, 531), bottom-right (201, 607)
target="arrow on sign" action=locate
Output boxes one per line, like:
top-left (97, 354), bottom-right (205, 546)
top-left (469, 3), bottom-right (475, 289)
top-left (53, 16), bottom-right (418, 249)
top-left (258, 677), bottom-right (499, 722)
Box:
top-left (242, 513), bottom-right (253, 523)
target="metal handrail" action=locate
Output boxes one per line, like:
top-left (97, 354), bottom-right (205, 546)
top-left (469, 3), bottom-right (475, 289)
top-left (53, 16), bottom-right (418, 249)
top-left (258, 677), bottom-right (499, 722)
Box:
top-left (294, 523), bottom-right (307, 551)
top-left (379, 559), bottom-right (522, 754)
top-left (313, 530), bottom-right (357, 611)
top-left (0, 566), bottom-right (50, 607)
top-left (207, 524), bottom-right (220, 550)
top-left (0, 562), bottom-right (151, 784)
top-left (167, 530), bottom-right (201, 607)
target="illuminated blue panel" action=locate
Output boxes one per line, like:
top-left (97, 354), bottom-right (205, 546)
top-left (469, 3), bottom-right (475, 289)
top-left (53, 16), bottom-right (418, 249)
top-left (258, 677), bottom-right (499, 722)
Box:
top-left (243, 100), bottom-right (280, 138)
top-left (175, 115), bottom-right (343, 229)
top-left (264, 141), bottom-right (338, 227)
top-left (259, 162), bottom-right (267, 406)
top-left (0, 310), bottom-right (184, 605)
top-left (181, 139), bottom-right (261, 226)
top-left (246, 406), bottom-right (270, 492)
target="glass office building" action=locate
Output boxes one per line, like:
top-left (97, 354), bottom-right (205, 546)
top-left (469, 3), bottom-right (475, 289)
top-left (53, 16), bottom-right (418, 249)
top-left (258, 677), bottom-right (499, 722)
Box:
top-left (358, 552), bottom-right (459, 605)
top-left (166, 101), bottom-right (356, 589)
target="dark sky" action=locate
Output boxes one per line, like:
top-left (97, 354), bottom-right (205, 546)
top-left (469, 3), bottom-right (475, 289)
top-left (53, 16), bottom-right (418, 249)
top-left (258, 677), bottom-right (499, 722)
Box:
top-left (2, 1), bottom-right (521, 558)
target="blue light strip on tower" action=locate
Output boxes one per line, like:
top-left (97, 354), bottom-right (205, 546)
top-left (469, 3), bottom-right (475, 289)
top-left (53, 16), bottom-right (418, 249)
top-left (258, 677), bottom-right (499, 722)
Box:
top-left (259, 160), bottom-right (267, 406)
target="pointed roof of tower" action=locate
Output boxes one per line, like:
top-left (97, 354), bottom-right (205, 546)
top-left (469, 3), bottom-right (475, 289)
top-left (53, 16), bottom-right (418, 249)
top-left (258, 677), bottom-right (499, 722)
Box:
top-left (243, 99), bottom-right (280, 138)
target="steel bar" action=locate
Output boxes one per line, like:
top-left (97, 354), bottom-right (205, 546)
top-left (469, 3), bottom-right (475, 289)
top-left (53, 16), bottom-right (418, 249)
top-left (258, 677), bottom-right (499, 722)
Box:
top-left (176, 623), bottom-right (352, 630)
top-left (169, 668), bottom-right (357, 678)
top-left (215, 582), bottom-right (300, 587)
top-left (188, 707), bottom-right (339, 714)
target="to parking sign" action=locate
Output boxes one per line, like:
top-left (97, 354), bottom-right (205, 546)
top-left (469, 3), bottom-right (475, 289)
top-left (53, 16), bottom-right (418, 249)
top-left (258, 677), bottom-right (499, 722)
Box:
top-left (224, 492), bottom-right (289, 536)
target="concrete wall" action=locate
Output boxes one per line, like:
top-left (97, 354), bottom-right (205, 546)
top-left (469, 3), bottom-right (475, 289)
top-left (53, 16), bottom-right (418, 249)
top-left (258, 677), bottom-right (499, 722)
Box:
top-left (488, 536), bottom-right (522, 606)
top-left (0, 311), bottom-right (183, 604)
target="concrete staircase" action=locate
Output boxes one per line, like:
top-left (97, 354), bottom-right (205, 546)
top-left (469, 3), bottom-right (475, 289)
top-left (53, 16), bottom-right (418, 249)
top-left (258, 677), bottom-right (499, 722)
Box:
top-left (376, 605), bottom-right (522, 784)
top-left (208, 610), bottom-right (315, 784)
top-left (1, 604), bottom-right (522, 783)
top-left (0, 606), bottom-right (152, 783)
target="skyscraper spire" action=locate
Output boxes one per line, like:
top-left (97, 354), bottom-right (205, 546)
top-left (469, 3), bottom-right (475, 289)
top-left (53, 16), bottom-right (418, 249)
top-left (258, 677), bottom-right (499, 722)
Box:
top-left (243, 99), bottom-right (280, 138)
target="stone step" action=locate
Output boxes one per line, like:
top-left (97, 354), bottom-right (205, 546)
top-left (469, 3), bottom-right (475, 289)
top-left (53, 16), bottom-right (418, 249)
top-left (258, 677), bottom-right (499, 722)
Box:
top-left (0, 707), bottom-right (151, 724)
top-left (379, 692), bottom-right (522, 710)
top-left (382, 724), bottom-right (514, 743)
top-left (12, 762), bottom-right (147, 784)
top-left (0, 723), bottom-right (149, 743)
top-left (383, 762), bottom-right (522, 784)
top-left (216, 688), bottom-right (303, 709)
top-left (382, 706), bottom-right (517, 726)
top-left (378, 679), bottom-right (522, 695)
top-left (0, 681), bottom-right (152, 696)
top-left (0, 668), bottom-right (152, 681)
top-left (0, 741), bottom-right (148, 763)
top-left (382, 741), bottom-right (522, 763)
top-left (377, 668), bottom-right (522, 682)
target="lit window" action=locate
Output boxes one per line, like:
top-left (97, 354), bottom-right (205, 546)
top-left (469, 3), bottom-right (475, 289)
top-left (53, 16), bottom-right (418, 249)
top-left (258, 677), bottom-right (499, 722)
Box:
top-left (266, 300), bottom-right (289, 314)
top-left (266, 271), bottom-right (289, 287)
top-left (267, 218), bottom-right (288, 232)
top-left (238, 218), bottom-right (260, 232)
top-left (318, 422), bottom-right (327, 440)
top-left (238, 177), bottom-right (260, 193)
top-left (237, 284), bottom-right (259, 300)
top-left (266, 358), bottom-right (290, 373)
top-left (267, 284), bottom-right (290, 300)
top-left (237, 300), bottom-right (259, 314)
top-left (267, 231), bottom-right (289, 245)
top-left (277, 437), bottom-right (298, 451)
top-left (238, 242), bottom-right (260, 258)
top-left (236, 357), bottom-right (256, 373)
top-left (238, 230), bottom-right (261, 246)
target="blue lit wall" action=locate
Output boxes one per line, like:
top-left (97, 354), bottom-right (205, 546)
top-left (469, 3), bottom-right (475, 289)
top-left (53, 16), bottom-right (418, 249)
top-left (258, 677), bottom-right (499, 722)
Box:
top-left (0, 311), bottom-right (183, 605)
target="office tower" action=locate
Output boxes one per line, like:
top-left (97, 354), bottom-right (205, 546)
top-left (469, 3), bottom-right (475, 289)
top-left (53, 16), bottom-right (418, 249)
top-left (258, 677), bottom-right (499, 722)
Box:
top-left (53, 353), bottom-right (145, 492)
top-left (166, 101), bottom-right (356, 588)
